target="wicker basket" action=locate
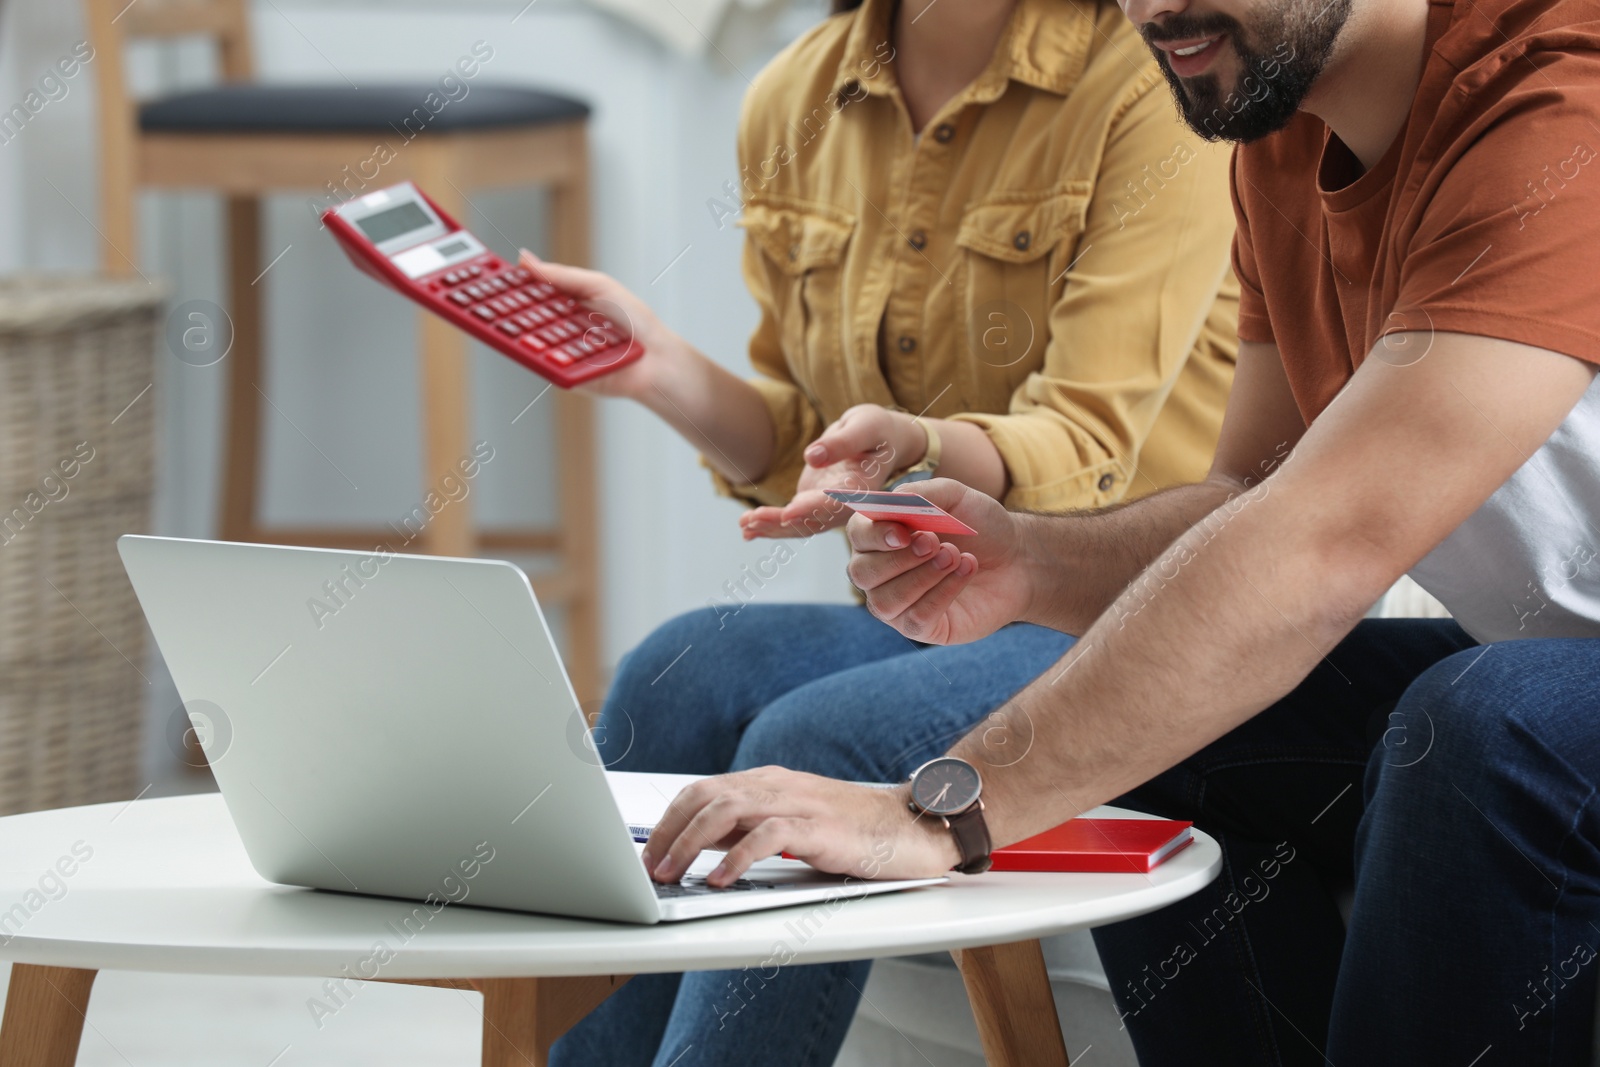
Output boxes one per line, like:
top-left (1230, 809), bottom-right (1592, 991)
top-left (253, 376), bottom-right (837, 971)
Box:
top-left (0, 275), bottom-right (163, 815)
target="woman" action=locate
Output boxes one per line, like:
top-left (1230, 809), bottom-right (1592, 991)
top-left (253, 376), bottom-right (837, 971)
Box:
top-left (542, 0), bottom-right (1239, 1063)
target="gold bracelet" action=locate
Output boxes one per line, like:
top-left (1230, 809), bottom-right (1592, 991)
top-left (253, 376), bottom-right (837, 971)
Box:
top-left (888, 419), bottom-right (941, 486)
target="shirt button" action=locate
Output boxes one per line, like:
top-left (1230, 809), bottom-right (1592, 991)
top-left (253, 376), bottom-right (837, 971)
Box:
top-left (1098, 473), bottom-right (1115, 492)
top-left (908, 230), bottom-right (927, 251)
top-left (1013, 231), bottom-right (1032, 252)
top-left (933, 123), bottom-right (955, 144)
top-left (898, 335), bottom-right (918, 354)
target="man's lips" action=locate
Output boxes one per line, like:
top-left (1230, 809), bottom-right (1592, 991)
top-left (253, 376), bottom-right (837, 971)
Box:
top-left (1151, 33), bottom-right (1228, 78)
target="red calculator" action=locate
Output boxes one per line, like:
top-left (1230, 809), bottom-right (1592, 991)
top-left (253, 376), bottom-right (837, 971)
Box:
top-left (323, 181), bottom-right (642, 388)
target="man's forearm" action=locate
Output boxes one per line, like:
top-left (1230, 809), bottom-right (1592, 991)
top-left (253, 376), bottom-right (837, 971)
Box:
top-left (1016, 480), bottom-right (1241, 635)
top-left (952, 333), bottom-right (1596, 851)
top-left (953, 470), bottom-right (1378, 849)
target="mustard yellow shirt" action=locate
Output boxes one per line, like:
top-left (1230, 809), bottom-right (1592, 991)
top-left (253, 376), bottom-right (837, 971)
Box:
top-left (715, 0), bottom-right (1240, 512)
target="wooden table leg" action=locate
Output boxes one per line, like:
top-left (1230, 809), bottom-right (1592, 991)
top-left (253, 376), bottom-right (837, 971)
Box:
top-left (388, 974), bottom-right (629, 1067)
top-left (953, 940), bottom-right (1071, 1067)
top-left (477, 975), bottom-right (630, 1067)
top-left (0, 964), bottom-right (98, 1067)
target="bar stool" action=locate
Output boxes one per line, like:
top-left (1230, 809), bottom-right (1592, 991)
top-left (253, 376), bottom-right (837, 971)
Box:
top-left (84, 0), bottom-right (603, 701)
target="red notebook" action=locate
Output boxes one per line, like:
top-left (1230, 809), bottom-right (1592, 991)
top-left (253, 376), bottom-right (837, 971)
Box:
top-left (991, 818), bottom-right (1194, 874)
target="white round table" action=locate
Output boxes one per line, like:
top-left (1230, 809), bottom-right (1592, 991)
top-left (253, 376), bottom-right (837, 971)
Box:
top-left (0, 794), bottom-right (1219, 1067)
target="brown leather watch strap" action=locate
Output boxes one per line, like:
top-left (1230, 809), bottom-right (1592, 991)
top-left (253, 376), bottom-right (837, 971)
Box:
top-left (946, 801), bottom-right (992, 875)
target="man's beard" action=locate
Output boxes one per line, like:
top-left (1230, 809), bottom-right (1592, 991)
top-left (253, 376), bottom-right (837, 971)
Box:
top-left (1144, 1), bottom-right (1354, 144)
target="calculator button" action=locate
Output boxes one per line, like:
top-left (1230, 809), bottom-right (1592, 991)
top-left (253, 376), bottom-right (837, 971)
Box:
top-left (519, 334), bottom-right (548, 352)
top-left (497, 321), bottom-right (523, 336)
top-left (547, 348), bottom-right (574, 366)
top-left (472, 307), bottom-right (496, 322)
top-left (467, 266), bottom-right (482, 277)
top-left (448, 292), bottom-right (472, 307)
top-left (488, 278), bottom-right (509, 293)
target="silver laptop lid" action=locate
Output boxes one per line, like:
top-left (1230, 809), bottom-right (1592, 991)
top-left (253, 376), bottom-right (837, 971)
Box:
top-left (118, 535), bottom-right (662, 923)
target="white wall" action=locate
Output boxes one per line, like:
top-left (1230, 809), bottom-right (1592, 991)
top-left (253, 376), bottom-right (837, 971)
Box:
top-left (0, 0), bottom-right (850, 777)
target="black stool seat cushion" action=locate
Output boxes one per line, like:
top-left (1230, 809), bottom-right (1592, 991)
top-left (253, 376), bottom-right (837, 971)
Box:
top-left (140, 83), bottom-right (589, 134)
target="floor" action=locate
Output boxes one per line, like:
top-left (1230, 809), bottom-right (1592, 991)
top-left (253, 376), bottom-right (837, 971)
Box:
top-left (0, 966), bottom-right (486, 1066)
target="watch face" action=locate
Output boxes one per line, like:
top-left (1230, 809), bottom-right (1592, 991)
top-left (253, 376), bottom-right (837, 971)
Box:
top-left (911, 757), bottom-right (982, 817)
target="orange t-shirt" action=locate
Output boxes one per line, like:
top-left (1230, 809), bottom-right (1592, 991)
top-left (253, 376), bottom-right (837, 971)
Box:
top-left (1232, 0), bottom-right (1600, 424)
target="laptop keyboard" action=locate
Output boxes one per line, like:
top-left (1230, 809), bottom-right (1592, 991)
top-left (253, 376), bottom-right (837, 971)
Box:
top-left (654, 876), bottom-right (790, 898)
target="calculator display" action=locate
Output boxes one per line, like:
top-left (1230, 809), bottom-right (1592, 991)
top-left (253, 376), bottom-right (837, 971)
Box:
top-left (356, 201), bottom-right (434, 244)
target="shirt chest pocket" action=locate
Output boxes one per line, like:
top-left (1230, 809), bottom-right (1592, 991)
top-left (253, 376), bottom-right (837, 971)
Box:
top-left (741, 200), bottom-right (857, 400)
top-left (955, 185), bottom-right (1090, 397)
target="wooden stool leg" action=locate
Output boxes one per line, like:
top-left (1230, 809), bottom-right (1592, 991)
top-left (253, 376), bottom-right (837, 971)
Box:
top-left (412, 153), bottom-right (476, 559)
top-left (548, 123), bottom-right (603, 704)
top-left (554, 389), bottom-right (601, 705)
top-left (0, 964), bottom-right (98, 1067)
top-left (477, 974), bottom-right (629, 1067)
top-left (221, 195), bottom-right (264, 543)
top-left (953, 940), bottom-right (1071, 1067)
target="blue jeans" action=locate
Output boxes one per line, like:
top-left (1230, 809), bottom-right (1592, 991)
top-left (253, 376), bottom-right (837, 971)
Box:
top-left (1094, 619), bottom-right (1600, 1065)
top-left (548, 604), bottom-right (1075, 1067)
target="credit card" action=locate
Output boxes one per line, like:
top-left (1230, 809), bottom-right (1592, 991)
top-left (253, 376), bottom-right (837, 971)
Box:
top-left (823, 490), bottom-right (979, 536)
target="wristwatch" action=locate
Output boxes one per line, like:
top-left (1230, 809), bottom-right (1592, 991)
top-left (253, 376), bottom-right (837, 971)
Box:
top-left (887, 419), bottom-right (941, 489)
top-left (907, 756), bottom-right (992, 875)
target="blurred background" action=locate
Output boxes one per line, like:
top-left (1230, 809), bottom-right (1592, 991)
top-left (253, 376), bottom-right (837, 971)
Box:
top-left (0, 0), bottom-right (853, 796)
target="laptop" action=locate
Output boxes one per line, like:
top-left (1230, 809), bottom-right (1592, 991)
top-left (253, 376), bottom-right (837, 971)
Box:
top-left (118, 536), bottom-right (944, 923)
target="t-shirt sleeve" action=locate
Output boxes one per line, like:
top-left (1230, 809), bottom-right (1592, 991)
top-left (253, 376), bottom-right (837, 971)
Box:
top-left (1394, 70), bottom-right (1600, 365)
top-left (1229, 147), bottom-right (1275, 345)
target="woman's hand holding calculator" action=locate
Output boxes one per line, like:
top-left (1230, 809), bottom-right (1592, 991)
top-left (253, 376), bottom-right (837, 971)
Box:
top-left (519, 252), bottom-right (785, 493)
top-left (516, 251), bottom-right (685, 401)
